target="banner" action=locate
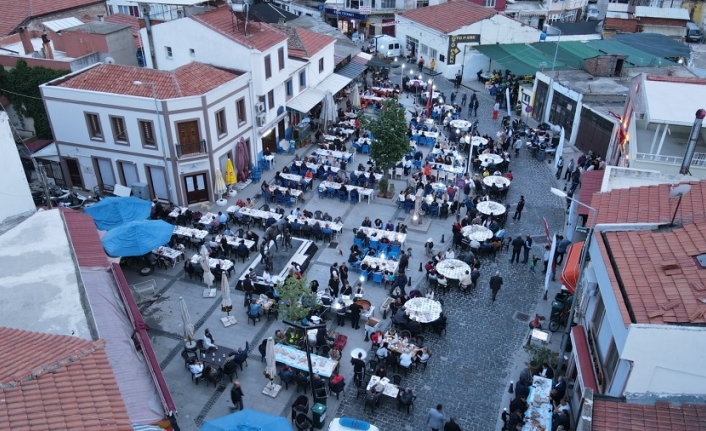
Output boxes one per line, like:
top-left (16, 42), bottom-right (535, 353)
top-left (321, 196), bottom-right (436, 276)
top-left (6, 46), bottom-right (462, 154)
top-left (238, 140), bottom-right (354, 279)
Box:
top-left (370, 20), bottom-right (399, 27)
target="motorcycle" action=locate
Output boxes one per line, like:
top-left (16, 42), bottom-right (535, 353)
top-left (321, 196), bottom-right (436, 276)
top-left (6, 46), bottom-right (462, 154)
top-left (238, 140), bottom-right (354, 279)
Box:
top-left (549, 289), bottom-right (573, 332)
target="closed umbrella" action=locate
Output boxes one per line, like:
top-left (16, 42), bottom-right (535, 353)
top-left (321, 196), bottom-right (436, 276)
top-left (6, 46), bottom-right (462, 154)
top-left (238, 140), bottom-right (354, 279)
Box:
top-left (351, 83), bottom-right (361, 110)
top-left (180, 296), bottom-right (195, 344)
top-left (200, 245), bottom-right (215, 287)
top-left (320, 91), bottom-right (337, 130)
top-left (264, 337), bottom-right (277, 394)
top-left (214, 168), bottom-right (227, 201)
top-left (225, 157), bottom-right (236, 187)
top-left (235, 138), bottom-right (251, 182)
top-left (221, 272), bottom-right (232, 315)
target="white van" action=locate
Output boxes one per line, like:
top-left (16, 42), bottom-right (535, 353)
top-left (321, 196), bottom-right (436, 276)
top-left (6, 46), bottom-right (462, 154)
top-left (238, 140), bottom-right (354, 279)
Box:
top-left (371, 35), bottom-right (401, 58)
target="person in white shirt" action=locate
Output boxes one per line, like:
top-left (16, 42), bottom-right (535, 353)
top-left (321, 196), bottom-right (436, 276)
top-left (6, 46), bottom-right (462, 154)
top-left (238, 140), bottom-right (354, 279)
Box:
top-left (202, 328), bottom-right (218, 350)
top-left (399, 352), bottom-right (413, 368)
top-left (188, 359), bottom-right (204, 378)
top-left (445, 248), bottom-right (455, 259)
top-left (376, 343), bottom-right (389, 360)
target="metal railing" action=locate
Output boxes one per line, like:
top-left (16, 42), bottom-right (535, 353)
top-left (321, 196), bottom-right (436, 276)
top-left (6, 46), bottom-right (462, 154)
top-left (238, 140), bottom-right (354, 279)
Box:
top-left (635, 152), bottom-right (706, 167)
top-left (175, 140), bottom-right (206, 158)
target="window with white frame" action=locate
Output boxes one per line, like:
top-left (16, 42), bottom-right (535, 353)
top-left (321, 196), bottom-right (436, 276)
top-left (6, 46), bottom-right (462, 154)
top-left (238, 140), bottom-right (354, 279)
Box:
top-left (429, 47), bottom-right (437, 59)
top-left (485, 0), bottom-right (496, 7)
top-left (420, 44), bottom-right (428, 56)
top-left (380, 0), bottom-right (395, 8)
top-left (416, 0), bottom-right (428, 7)
top-left (165, 46), bottom-right (172, 59)
top-left (118, 5), bottom-right (140, 16)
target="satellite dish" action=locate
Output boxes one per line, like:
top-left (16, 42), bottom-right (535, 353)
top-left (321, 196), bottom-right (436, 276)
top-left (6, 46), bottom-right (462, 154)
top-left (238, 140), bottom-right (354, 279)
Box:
top-left (105, 57), bottom-right (115, 64)
top-left (670, 184), bottom-right (691, 198)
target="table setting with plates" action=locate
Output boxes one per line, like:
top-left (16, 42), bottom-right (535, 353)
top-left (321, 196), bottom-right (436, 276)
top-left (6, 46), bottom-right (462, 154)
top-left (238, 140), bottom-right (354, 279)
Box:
top-left (407, 79), bottom-right (428, 89)
top-left (267, 185), bottom-right (303, 200)
top-left (478, 153), bottom-right (503, 167)
top-left (315, 149), bottom-right (352, 162)
top-left (471, 136), bottom-right (488, 147)
top-left (198, 212), bottom-right (217, 226)
top-left (215, 234), bottom-right (255, 249)
top-left (476, 200), bottom-right (506, 216)
top-left (435, 258), bottom-right (471, 280)
top-left (190, 254), bottom-right (234, 271)
top-left (353, 170), bottom-right (383, 181)
top-left (152, 246), bottom-right (183, 264)
top-left (286, 215), bottom-right (343, 234)
top-left (366, 375), bottom-right (400, 398)
top-left (274, 343), bottom-right (338, 378)
top-left (382, 335), bottom-right (422, 356)
top-left (280, 172), bottom-right (310, 184)
top-left (173, 226), bottom-right (208, 239)
top-left (403, 297), bottom-right (442, 323)
top-left (523, 376), bottom-right (553, 431)
top-left (461, 225), bottom-right (494, 242)
top-left (412, 130), bottom-right (439, 139)
top-left (483, 175), bottom-right (511, 188)
top-left (168, 206), bottom-right (189, 218)
top-left (227, 205), bottom-right (282, 221)
top-left (361, 256), bottom-right (399, 274)
top-left (358, 227), bottom-right (406, 245)
top-left (319, 181), bottom-right (374, 203)
top-left (449, 119), bottom-right (472, 131)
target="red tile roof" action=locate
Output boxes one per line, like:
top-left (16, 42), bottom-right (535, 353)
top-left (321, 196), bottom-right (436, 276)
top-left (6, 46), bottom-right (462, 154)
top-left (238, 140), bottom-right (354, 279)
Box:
top-left (60, 208), bottom-right (108, 268)
top-left (52, 61), bottom-right (242, 99)
top-left (590, 180), bottom-right (706, 226)
top-left (104, 13), bottom-right (143, 48)
top-left (593, 399), bottom-right (706, 431)
top-left (398, 0), bottom-right (496, 34)
top-left (0, 0), bottom-right (103, 36)
top-left (191, 6), bottom-right (287, 52)
top-left (599, 222), bottom-right (706, 326)
top-left (577, 170), bottom-right (604, 216)
top-left (294, 28), bottom-right (335, 58)
top-left (0, 327), bottom-right (132, 430)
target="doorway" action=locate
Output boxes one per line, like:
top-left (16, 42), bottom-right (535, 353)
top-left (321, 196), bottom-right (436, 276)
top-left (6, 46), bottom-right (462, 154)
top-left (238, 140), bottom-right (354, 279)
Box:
top-left (176, 120), bottom-right (202, 156)
top-left (184, 173), bottom-right (209, 204)
top-left (262, 132), bottom-right (277, 154)
top-left (65, 158), bottom-right (83, 188)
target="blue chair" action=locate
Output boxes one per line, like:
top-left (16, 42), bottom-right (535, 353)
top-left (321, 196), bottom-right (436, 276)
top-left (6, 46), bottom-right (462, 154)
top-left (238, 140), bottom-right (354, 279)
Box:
top-left (389, 244), bottom-right (401, 257)
top-left (369, 239), bottom-right (379, 250)
top-left (327, 187), bottom-right (336, 198)
top-left (291, 166), bottom-right (300, 175)
top-left (338, 191), bottom-right (347, 202)
top-left (318, 187), bottom-right (326, 199)
top-left (430, 206), bottom-right (440, 218)
top-left (288, 140), bottom-right (296, 154)
top-left (300, 181), bottom-right (309, 193)
top-left (322, 228), bottom-right (333, 242)
top-left (403, 201), bottom-right (413, 213)
top-left (262, 190), bottom-right (272, 203)
top-left (362, 144), bottom-right (370, 154)
top-left (349, 260), bottom-right (360, 271)
top-left (275, 194), bottom-right (285, 205)
top-left (426, 137), bottom-right (435, 146)
top-left (350, 173), bottom-right (358, 184)
top-left (358, 178), bottom-right (368, 187)
top-left (372, 272), bottom-right (384, 286)
top-left (411, 135), bottom-right (419, 144)
top-left (251, 169), bottom-right (261, 181)
top-left (359, 269), bottom-right (370, 282)
top-left (353, 238), bottom-right (365, 249)
top-left (413, 160), bottom-right (422, 169)
top-left (286, 196), bottom-right (296, 208)
top-left (350, 189), bottom-right (359, 204)
top-left (377, 242), bottom-right (388, 253)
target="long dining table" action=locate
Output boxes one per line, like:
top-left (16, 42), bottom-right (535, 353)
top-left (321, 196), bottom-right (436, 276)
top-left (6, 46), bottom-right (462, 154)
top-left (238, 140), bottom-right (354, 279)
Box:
top-left (319, 181), bottom-right (374, 203)
top-left (286, 215), bottom-right (343, 234)
top-left (227, 206), bottom-right (282, 222)
top-left (358, 227), bottom-right (406, 246)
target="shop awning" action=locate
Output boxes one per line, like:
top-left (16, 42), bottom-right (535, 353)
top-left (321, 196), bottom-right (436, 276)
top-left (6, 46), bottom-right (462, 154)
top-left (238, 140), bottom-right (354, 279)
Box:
top-left (286, 87), bottom-right (325, 114)
top-left (337, 60), bottom-right (367, 79)
top-left (560, 241), bottom-right (584, 295)
top-left (316, 73), bottom-right (352, 95)
top-left (531, 41), bottom-right (603, 70)
top-left (587, 39), bottom-right (675, 67)
top-left (31, 142), bottom-right (59, 162)
top-left (570, 325), bottom-right (599, 392)
top-left (473, 44), bottom-right (567, 76)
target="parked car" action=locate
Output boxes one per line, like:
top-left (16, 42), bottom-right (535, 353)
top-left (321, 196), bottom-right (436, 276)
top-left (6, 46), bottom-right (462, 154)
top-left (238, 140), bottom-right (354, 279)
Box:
top-left (686, 22), bottom-right (703, 43)
top-left (586, 5), bottom-right (599, 21)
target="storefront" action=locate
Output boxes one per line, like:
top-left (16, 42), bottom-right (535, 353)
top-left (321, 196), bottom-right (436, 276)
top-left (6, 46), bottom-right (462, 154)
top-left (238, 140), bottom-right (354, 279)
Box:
top-left (324, 8), bottom-right (368, 37)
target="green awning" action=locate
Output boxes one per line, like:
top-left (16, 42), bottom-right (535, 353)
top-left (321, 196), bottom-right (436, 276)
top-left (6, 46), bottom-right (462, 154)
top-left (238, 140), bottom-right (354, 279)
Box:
top-left (474, 44), bottom-right (567, 76)
top-left (531, 41), bottom-right (603, 70)
top-left (587, 40), bottom-right (675, 67)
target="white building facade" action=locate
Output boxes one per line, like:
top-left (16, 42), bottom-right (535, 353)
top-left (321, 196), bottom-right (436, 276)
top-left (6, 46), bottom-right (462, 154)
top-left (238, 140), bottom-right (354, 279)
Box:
top-left (0, 112), bottom-right (35, 224)
top-left (41, 62), bottom-right (255, 206)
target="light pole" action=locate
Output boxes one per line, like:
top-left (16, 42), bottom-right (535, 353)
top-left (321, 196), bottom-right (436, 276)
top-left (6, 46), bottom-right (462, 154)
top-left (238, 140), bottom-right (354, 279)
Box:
top-left (134, 80), bottom-right (173, 202)
top-left (550, 187), bottom-right (597, 374)
top-left (283, 319), bottom-right (327, 397)
top-left (542, 25), bottom-right (562, 124)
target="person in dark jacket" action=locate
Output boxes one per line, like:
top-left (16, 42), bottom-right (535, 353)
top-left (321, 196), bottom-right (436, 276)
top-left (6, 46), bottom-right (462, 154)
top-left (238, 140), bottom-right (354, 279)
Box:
top-left (349, 301), bottom-right (362, 329)
top-left (510, 236), bottom-right (524, 263)
top-left (513, 195), bottom-right (525, 221)
top-left (489, 271), bottom-right (503, 302)
top-left (444, 418), bottom-right (462, 431)
top-left (230, 380), bottom-right (244, 411)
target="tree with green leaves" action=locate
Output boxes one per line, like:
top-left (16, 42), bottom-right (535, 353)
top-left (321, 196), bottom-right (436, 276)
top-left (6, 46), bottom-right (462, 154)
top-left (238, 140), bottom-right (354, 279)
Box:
top-left (276, 275), bottom-right (318, 322)
top-left (0, 59), bottom-right (69, 139)
top-left (358, 98), bottom-right (410, 179)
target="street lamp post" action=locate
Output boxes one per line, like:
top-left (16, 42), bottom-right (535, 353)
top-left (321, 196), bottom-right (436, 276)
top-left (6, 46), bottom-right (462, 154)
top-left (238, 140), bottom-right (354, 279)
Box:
top-left (550, 187), bottom-right (597, 374)
top-left (542, 26), bottom-right (562, 124)
top-left (134, 81), bottom-right (173, 202)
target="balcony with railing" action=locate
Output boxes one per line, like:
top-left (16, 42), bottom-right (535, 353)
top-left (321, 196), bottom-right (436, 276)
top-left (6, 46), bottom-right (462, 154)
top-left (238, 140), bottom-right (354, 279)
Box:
top-left (631, 124), bottom-right (706, 177)
top-left (176, 140), bottom-right (207, 158)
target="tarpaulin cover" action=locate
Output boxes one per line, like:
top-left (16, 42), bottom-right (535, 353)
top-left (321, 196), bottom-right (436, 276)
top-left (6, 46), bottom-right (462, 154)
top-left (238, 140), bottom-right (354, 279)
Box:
top-left (200, 409), bottom-right (294, 431)
top-left (85, 196), bottom-right (152, 231)
top-left (101, 220), bottom-right (174, 257)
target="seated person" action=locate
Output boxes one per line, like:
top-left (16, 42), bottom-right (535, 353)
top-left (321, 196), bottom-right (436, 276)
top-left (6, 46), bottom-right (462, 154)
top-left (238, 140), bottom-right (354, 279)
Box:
top-left (374, 218), bottom-right (383, 229)
top-left (459, 270), bottom-right (473, 288)
top-left (294, 371), bottom-right (309, 386)
top-left (399, 351), bottom-right (414, 368)
top-left (370, 330), bottom-right (384, 347)
top-left (384, 220), bottom-right (395, 231)
top-left (376, 342), bottom-right (390, 360)
top-left (374, 364), bottom-right (387, 378)
top-left (202, 328), bottom-right (218, 350)
top-left (329, 346), bottom-right (341, 362)
top-left (392, 307), bottom-right (408, 326)
top-left (188, 358), bottom-right (204, 378)
top-left (366, 387), bottom-right (382, 404)
top-left (312, 374), bottom-right (326, 390)
top-left (399, 387), bottom-right (414, 407)
top-left (329, 372), bottom-right (345, 393)
top-left (416, 347), bottom-right (431, 364)
top-left (407, 318), bottom-right (422, 336)
top-left (316, 327), bottom-right (334, 347)
top-left (361, 216), bottom-right (372, 227)
top-left (230, 341), bottom-right (250, 365)
top-left (274, 329), bottom-right (286, 345)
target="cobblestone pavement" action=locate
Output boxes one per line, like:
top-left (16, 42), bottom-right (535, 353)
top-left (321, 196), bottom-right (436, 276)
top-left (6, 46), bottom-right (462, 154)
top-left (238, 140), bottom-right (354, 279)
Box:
top-left (331, 68), bottom-right (566, 430)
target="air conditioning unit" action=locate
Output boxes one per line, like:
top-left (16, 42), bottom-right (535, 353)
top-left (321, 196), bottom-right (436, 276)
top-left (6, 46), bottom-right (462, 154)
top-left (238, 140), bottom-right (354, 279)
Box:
top-left (635, 112), bottom-right (645, 120)
top-left (256, 113), bottom-right (267, 127)
top-left (255, 102), bottom-right (266, 113)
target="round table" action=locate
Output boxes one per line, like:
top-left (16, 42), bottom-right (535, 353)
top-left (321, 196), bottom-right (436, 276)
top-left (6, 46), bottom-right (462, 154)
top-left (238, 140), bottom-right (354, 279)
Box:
top-left (450, 119), bottom-right (472, 131)
top-left (471, 137), bottom-right (488, 147)
top-left (461, 225), bottom-right (493, 242)
top-left (404, 297), bottom-right (442, 323)
top-left (435, 259), bottom-right (471, 280)
top-left (478, 154), bottom-right (503, 167)
top-left (483, 175), bottom-right (511, 188)
top-left (351, 348), bottom-right (367, 359)
top-left (476, 200), bottom-right (506, 216)
top-left (408, 79), bottom-right (427, 89)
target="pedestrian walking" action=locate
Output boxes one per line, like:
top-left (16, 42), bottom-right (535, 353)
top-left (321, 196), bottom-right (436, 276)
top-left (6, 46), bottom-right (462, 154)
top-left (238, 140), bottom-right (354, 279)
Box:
top-left (570, 167), bottom-right (581, 194)
top-left (450, 91), bottom-right (456, 104)
top-left (230, 380), bottom-right (244, 411)
top-left (489, 271), bottom-right (503, 302)
top-left (418, 56), bottom-right (425, 72)
top-left (555, 156), bottom-right (564, 180)
top-left (430, 58), bottom-right (436, 71)
top-left (471, 97), bottom-right (479, 117)
top-left (492, 101), bottom-right (500, 120)
top-left (564, 158), bottom-right (574, 181)
top-left (510, 235), bottom-right (523, 263)
top-left (513, 195), bottom-right (525, 221)
top-left (427, 404), bottom-right (448, 431)
top-left (522, 234), bottom-right (533, 264)
top-left (529, 255), bottom-right (539, 274)
top-left (349, 301), bottom-right (362, 329)
top-left (455, 71), bottom-right (462, 88)
top-left (444, 418), bottom-right (462, 431)
top-left (461, 91), bottom-right (467, 107)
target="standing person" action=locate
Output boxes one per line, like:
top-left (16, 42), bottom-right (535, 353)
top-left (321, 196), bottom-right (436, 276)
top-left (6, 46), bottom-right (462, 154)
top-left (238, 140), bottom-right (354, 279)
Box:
top-left (492, 101), bottom-right (500, 120)
top-left (418, 56), bottom-right (425, 72)
top-left (461, 90), bottom-right (468, 108)
top-left (427, 404), bottom-right (448, 431)
top-left (349, 301), bottom-right (362, 329)
top-left (243, 275), bottom-right (254, 307)
top-left (543, 245), bottom-right (551, 274)
top-left (554, 235), bottom-right (572, 265)
top-left (489, 271), bottom-right (503, 302)
top-left (430, 58), bottom-right (436, 72)
top-left (450, 91), bottom-right (456, 104)
top-left (513, 196), bottom-right (525, 221)
top-left (555, 156), bottom-right (564, 180)
top-left (336, 301), bottom-right (347, 326)
top-left (471, 95), bottom-right (479, 117)
top-left (522, 234), bottom-right (533, 264)
top-left (513, 136), bottom-right (523, 157)
top-left (564, 158), bottom-right (575, 181)
top-left (510, 236), bottom-right (524, 263)
top-left (351, 352), bottom-right (365, 386)
top-left (455, 70), bottom-right (462, 88)
top-left (570, 167), bottom-right (581, 193)
top-left (444, 418), bottom-right (462, 431)
top-left (230, 380), bottom-right (244, 411)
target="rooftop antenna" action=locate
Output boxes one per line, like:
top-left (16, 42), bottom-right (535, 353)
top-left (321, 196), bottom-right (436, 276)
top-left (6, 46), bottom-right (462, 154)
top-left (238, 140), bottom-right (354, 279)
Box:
top-left (669, 183), bottom-right (692, 227)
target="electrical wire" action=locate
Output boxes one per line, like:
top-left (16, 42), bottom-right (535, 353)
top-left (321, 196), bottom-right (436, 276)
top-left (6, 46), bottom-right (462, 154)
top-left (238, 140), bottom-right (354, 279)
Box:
top-left (0, 87), bottom-right (44, 100)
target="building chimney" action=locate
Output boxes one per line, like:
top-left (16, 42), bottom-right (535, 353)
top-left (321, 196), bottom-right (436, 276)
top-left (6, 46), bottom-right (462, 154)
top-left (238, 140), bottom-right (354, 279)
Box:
top-left (18, 27), bottom-right (34, 55)
top-left (680, 109), bottom-right (706, 175)
top-left (98, 14), bottom-right (104, 21)
top-left (177, 9), bottom-right (183, 18)
top-left (41, 34), bottom-right (54, 60)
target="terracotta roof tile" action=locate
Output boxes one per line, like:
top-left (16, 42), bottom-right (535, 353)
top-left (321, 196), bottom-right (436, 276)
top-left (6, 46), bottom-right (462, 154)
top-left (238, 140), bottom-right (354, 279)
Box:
top-left (51, 61), bottom-right (242, 99)
top-left (103, 13), bottom-right (145, 48)
top-left (593, 399), bottom-right (706, 431)
top-left (591, 180), bottom-right (706, 226)
top-left (600, 222), bottom-right (706, 325)
top-left (191, 6), bottom-right (287, 52)
top-left (398, 0), bottom-right (496, 34)
top-left (294, 27), bottom-right (335, 58)
top-left (0, 327), bottom-right (132, 430)
top-left (0, 0), bottom-right (103, 36)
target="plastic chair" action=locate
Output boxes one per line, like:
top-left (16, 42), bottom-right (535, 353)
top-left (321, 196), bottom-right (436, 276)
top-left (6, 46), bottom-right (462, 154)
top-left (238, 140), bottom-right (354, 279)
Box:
top-left (403, 200), bottom-right (413, 213)
top-left (369, 239), bottom-right (379, 251)
top-left (350, 190), bottom-right (359, 203)
top-left (362, 144), bottom-right (370, 154)
top-left (275, 194), bottom-right (285, 205)
top-left (338, 191), bottom-right (347, 202)
top-left (372, 272), bottom-right (384, 286)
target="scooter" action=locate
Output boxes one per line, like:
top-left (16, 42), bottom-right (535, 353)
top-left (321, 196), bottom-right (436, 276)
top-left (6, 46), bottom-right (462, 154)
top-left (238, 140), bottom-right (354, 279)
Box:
top-left (549, 289), bottom-right (573, 332)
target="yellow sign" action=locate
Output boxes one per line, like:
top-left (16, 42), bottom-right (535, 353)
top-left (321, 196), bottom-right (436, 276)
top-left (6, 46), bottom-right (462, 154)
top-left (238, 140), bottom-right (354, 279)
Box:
top-left (365, 22), bottom-right (370, 28)
top-left (447, 34), bottom-right (480, 65)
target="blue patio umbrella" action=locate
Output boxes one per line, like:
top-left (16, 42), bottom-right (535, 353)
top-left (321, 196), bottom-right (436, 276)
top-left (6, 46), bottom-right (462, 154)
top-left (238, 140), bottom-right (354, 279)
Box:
top-left (200, 408), bottom-right (293, 431)
top-left (101, 220), bottom-right (174, 257)
top-left (85, 196), bottom-right (152, 230)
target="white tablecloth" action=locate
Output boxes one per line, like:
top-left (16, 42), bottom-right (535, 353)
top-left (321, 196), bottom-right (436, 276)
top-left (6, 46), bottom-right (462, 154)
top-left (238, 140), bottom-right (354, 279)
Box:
top-left (315, 149), bottom-right (351, 161)
top-left (274, 344), bottom-right (338, 378)
top-left (478, 154), bottom-right (503, 166)
top-left (227, 206), bottom-right (282, 221)
top-left (471, 136), bottom-right (488, 147)
top-left (523, 376), bottom-right (553, 431)
top-left (404, 297), bottom-right (442, 323)
top-left (435, 259), bottom-right (470, 280)
top-left (476, 201), bottom-right (506, 216)
top-left (450, 119), bottom-right (472, 131)
top-left (354, 171), bottom-right (383, 181)
top-left (280, 173), bottom-right (309, 183)
top-left (483, 175), bottom-right (511, 188)
top-left (358, 227), bottom-right (406, 245)
top-left (173, 226), bottom-right (208, 239)
top-left (319, 181), bottom-right (374, 203)
top-left (412, 130), bottom-right (439, 139)
top-left (190, 255), bottom-right (234, 271)
top-left (362, 256), bottom-right (399, 274)
top-left (294, 161), bottom-right (340, 174)
top-left (287, 215), bottom-right (343, 233)
top-left (366, 375), bottom-right (399, 398)
top-left (461, 225), bottom-right (493, 242)
top-left (198, 212), bottom-right (218, 226)
top-left (152, 246), bottom-right (183, 262)
top-left (168, 206), bottom-right (189, 218)
top-left (215, 234), bottom-right (255, 249)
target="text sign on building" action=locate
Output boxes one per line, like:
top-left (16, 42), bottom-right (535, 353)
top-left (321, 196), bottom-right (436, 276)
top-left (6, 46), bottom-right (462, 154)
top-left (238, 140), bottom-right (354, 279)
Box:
top-left (447, 34), bottom-right (480, 65)
top-left (359, 6), bottom-right (371, 14)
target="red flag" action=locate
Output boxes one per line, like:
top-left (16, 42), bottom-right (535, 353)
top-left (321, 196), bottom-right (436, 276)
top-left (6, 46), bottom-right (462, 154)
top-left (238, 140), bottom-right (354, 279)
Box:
top-left (425, 80), bottom-right (433, 117)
